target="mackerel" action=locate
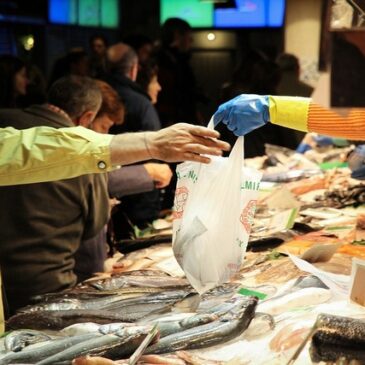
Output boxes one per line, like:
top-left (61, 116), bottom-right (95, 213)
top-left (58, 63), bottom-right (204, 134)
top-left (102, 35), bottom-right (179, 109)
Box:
top-left (145, 296), bottom-right (258, 354)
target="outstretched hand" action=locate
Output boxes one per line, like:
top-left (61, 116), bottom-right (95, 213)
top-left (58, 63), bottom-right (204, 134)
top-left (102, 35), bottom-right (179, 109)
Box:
top-left (146, 123), bottom-right (231, 164)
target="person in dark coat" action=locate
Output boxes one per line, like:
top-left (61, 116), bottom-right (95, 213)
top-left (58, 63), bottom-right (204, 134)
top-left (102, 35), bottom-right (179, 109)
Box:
top-left (0, 76), bottom-right (109, 313)
top-left (155, 18), bottom-right (202, 127)
top-left (104, 43), bottom-right (162, 237)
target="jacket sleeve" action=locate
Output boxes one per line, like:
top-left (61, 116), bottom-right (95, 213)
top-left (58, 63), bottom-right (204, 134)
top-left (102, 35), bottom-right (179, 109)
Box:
top-left (307, 103), bottom-right (365, 140)
top-left (0, 126), bottom-right (114, 186)
top-left (108, 165), bottom-right (154, 198)
top-left (269, 96), bottom-right (365, 140)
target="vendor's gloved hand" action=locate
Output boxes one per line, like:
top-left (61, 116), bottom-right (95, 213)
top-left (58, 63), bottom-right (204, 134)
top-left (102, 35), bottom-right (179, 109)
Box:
top-left (213, 94), bottom-right (270, 136)
top-left (313, 135), bottom-right (334, 147)
top-left (348, 145), bottom-right (365, 179)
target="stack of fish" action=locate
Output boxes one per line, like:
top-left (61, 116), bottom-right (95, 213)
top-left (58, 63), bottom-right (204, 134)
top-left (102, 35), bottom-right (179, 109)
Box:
top-left (1, 294), bottom-right (258, 364)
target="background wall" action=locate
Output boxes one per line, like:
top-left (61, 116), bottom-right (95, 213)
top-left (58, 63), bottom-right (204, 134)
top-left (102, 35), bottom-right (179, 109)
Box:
top-left (284, 0), bottom-right (323, 85)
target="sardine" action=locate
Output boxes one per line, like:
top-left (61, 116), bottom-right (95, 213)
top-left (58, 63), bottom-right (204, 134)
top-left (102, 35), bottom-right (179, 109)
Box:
top-left (145, 297), bottom-right (257, 354)
top-left (0, 333), bottom-right (102, 364)
top-left (310, 314), bottom-right (365, 363)
top-left (4, 329), bottom-right (53, 352)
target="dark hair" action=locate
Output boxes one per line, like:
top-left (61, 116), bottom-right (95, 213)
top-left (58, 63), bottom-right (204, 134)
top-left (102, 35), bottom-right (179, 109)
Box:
top-left (276, 53), bottom-right (300, 73)
top-left (89, 34), bottom-right (108, 48)
top-left (95, 80), bottom-right (124, 124)
top-left (136, 61), bottom-right (158, 94)
top-left (161, 17), bottom-right (191, 47)
top-left (48, 50), bottom-right (88, 87)
top-left (48, 75), bottom-right (102, 119)
top-left (124, 34), bottom-right (153, 52)
top-left (0, 55), bottom-right (25, 108)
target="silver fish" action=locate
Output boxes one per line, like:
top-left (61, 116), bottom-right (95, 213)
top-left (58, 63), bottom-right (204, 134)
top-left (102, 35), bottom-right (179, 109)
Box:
top-left (36, 326), bottom-right (151, 365)
top-left (0, 333), bottom-right (101, 365)
top-left (156, 313), bottom-right (219, 337)
top-left (145, 297), bottom-right (258, 354)
top-left (4, 329), bottom-right (53, 352)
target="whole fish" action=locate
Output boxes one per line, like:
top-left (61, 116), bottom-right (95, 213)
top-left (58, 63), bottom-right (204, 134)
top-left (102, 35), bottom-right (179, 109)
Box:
top-left (156, 313), bottom-right (219, 337)
top-left (4, 329), bottom-right (53, 352)
top-left (89, 275), bottom-right (189, 291)
top-left (60, 323), bottom-right (129, 337)
top-left (0, 332), bottom-right (102, 364)
top-left (19, 290), bottom-right (198, 323)
top-left (145, 296), bottom-right (258, 354)
top-left (310, 314), bottom-right (365, 363)
top-left (30, 286), bottom-right (163, 303)
top-left (36, 326), bottom-right (151, 365)
top-left (6, 310), bottom-right (132, 330)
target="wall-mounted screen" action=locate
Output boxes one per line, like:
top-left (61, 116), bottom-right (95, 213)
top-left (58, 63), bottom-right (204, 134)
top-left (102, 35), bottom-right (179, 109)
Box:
top-left (49, 0), bottom-right (119, 28)
top-left (160, 0), bottom-right (213, 28)
top-left (160, 0), bottom-right (285, 28)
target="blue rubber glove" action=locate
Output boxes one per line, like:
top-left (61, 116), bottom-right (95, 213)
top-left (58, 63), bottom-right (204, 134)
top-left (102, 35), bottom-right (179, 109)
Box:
top-left (313, 135), bottom-right (334, 147)
top-left (213, 94), bottom-right (270, 136)
top-left (348, 145), bottom-right (365, 180)
top-left (296, 143), bottom-right (312, 154)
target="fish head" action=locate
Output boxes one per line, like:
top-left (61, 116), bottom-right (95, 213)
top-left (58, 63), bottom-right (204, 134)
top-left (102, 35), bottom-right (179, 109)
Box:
top-left (232, 296), bottom-right (259, 318)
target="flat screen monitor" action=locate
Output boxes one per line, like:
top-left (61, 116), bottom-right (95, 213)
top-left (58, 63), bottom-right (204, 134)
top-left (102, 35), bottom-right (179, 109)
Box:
top-left (160, 0), bottom-right (285, 28)
top-left (49, 0), bottom-right (119, 28)
top-left (160, 0), bottom-right (214, 28)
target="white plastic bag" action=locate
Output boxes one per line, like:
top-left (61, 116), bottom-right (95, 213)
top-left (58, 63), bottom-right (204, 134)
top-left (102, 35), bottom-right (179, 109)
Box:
top-left (172, 122), bottom-right (262, 293)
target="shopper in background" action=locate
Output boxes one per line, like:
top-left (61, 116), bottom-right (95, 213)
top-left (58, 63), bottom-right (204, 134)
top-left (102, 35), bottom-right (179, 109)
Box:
top-left (104, 42), bottom-right (162, 237)
top-left (48, 49), bottom-right (89, 87)
top-left (156, 17), bottom-right (202, 127)
top-left (89, 33), bottom-right (109, 78)
top-left (74, 80), bottom-right (172, 281)
top-left (106, 42), bottom-right (160, 133)
top-left (124, 33), bottom-right (154, 65)
top-left (276, 53), bottom-right (314, 98)
top-left (0, 55), bottom-right (28, 108)
top-left (219, 49), bottom-right (300, 157)
top-left (136, 61), bottom-right (162, 105)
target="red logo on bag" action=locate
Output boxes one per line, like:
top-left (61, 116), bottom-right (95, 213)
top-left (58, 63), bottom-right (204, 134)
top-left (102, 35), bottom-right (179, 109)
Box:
top-left (240, 199), bottom-right (257, 233)
top-left (173, 186), bottom-right (189, 219)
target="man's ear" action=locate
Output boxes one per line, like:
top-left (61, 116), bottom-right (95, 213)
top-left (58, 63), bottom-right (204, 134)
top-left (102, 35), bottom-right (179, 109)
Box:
top-left (130, 62), bottom-right (139, 82)
top-left (78, 110), bottom-right (96, 128)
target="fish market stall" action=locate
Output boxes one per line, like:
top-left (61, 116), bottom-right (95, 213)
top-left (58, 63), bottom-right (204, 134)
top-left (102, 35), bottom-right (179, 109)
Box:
top-left (2, 145), bottom-right (365, 364)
